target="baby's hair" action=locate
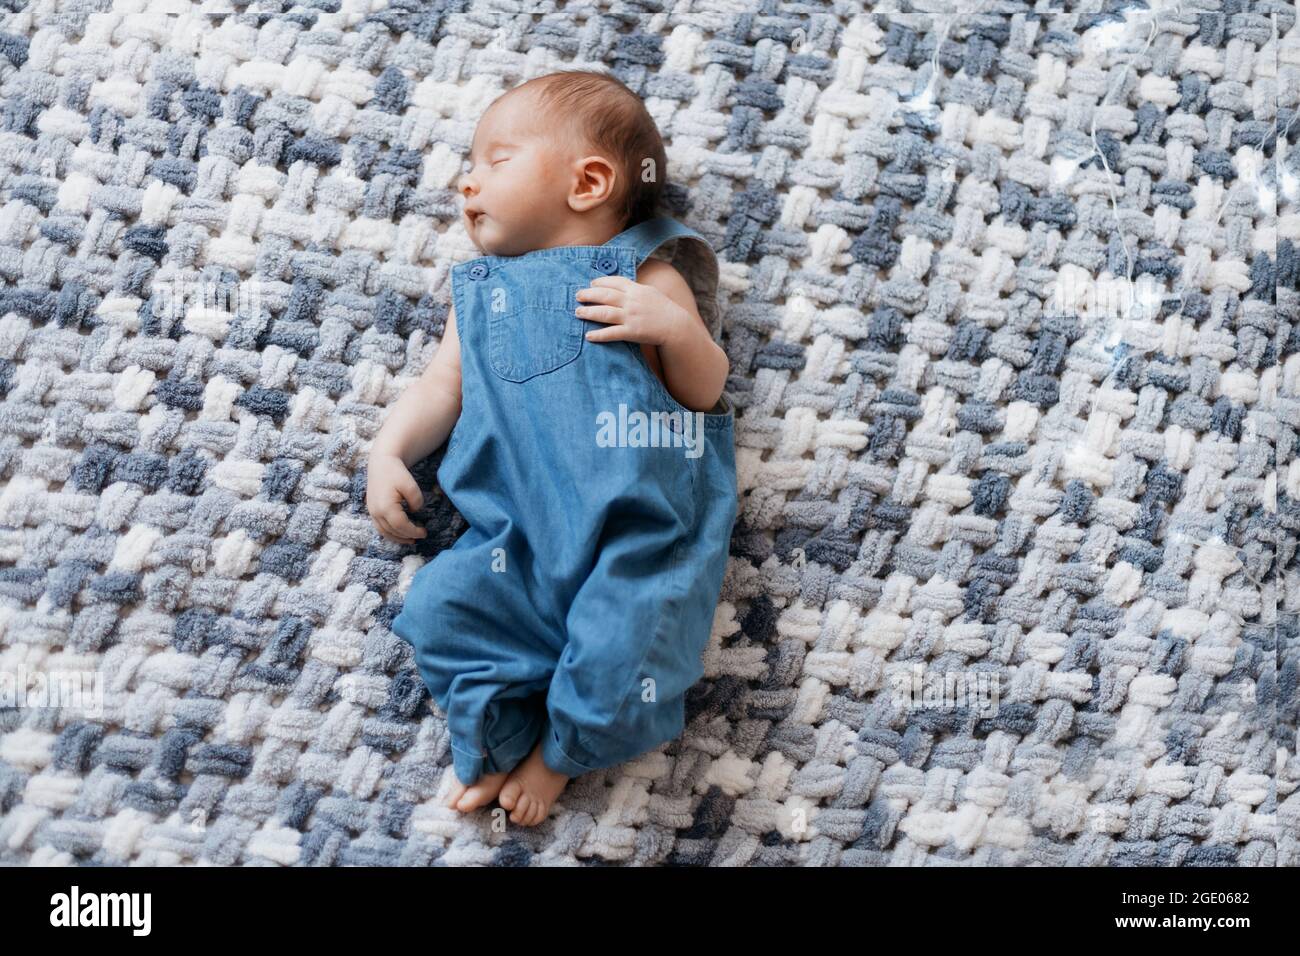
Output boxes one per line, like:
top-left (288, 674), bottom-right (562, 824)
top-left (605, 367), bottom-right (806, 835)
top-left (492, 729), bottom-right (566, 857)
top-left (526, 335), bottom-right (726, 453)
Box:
top-left (499, 70), bottom-right (667, 229)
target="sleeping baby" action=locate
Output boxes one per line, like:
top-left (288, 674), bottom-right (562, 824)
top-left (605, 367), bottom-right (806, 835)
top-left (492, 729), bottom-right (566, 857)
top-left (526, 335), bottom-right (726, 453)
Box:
top-left (367, 69), bottom-right (737, 827)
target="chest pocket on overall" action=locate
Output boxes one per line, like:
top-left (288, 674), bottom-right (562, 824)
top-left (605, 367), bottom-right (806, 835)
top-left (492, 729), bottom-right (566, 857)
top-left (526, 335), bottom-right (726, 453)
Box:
top-left (486, 279), bottom-right (586, 383)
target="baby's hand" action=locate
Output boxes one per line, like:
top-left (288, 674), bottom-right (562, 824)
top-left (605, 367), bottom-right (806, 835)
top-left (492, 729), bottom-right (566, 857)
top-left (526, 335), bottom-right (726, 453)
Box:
top-left (366, 453), bottom-right (428, 545)
top-left (576, 276), bottom-right (694, 347)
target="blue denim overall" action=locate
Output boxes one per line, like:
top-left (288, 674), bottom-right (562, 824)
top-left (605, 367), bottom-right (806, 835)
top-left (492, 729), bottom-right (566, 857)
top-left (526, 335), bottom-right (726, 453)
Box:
top-left (391, 216), bottom-right (737, 786)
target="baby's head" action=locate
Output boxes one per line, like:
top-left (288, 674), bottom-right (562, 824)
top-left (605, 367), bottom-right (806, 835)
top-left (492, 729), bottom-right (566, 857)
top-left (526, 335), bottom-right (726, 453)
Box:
top-left (456, 70), bottom-right (667, 257)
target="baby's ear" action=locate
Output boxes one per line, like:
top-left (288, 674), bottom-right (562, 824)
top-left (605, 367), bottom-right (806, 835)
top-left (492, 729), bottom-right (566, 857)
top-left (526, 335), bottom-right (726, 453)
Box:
top-left (567, 154), bottom-right (619, 213)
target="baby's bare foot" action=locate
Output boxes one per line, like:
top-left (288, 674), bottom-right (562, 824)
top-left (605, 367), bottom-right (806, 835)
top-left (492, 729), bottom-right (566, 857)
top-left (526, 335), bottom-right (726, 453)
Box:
top-left (444, 770), bottom-right (510, 812)
top-left (498, 743), bottom-right (569, 826)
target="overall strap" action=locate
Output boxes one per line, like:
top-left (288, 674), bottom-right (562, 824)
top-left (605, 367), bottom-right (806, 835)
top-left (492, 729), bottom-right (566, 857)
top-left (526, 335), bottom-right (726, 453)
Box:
top-left (601, 216), bottom-right (724, 343)
top-left (602, 216), bottom-right (699, 267)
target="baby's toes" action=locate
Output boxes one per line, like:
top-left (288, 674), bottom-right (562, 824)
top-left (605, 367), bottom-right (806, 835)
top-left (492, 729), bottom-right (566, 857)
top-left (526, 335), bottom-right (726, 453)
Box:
top-left (457, 783), bottom-right (495, 811)
top-left (498, 778), bottom-right (522, 812)
top-left (509, 793), bottom-right (535, 825)
top-left (444, 781), bottom-right (468, 809)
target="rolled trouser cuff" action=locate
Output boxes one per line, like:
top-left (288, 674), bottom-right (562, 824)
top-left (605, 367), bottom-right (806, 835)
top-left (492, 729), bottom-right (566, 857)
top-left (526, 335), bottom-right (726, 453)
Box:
top-left (450, 707), bottom-right (545, 786)
top-left (539, 721), bottom-right (602, 778)
top-left (450, 743), bottom-right (485, 787)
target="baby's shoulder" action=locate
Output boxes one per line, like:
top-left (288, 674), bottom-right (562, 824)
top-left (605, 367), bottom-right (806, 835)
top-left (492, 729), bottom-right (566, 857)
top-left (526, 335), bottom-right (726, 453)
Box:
top-left (635, 256), bottom-right (696, 304)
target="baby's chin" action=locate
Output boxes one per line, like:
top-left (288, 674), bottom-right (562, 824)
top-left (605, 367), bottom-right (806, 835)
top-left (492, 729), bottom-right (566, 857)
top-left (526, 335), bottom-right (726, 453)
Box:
top-left (467, 216), bottom-right (508, 254)
top-left (469, 226), bottom-right (530, 257)
top-left (466, 215), bottom-right (562, 257)
top-left (465, 218), bottom-right (492, 254)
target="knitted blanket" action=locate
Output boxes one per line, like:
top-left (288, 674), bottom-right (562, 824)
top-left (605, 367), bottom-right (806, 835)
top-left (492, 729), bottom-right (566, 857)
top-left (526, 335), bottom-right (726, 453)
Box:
top-left (0, 0), bottom-right (1294, 866)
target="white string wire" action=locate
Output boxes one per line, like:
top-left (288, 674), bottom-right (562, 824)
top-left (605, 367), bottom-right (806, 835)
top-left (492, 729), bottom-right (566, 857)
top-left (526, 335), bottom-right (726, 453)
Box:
top-left (1088, 3), bottom-right (1165, 325)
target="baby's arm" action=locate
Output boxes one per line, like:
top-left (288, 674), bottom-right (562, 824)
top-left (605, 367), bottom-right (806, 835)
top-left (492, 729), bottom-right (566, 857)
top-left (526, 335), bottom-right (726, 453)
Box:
top-left (579, 257), bottom-right (727, 412)
top-left (372, 303), bottom-right (463, 463)
top-left (366, 304), bottom-right (462, 544)
top-left (638, 259), bottom-right (727, 412)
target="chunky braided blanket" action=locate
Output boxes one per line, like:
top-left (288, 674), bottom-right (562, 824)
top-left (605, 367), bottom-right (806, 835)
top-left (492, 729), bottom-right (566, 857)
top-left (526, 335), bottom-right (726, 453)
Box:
top-left (0, 0), bottom-right (1294, 866)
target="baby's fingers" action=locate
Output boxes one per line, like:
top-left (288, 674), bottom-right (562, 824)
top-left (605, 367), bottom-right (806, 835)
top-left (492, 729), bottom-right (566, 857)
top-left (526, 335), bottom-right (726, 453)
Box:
top-left (374, 513), bottom-right (415, 546)
top-left (397, 474), bottom-right (424, 511)
top-left (385, 502), bottom-right (427, 539)
top-left (585, 324), bottom-right (633, 343)
top-left (575, 303), bottom-right (622, 324)
top-left (577, 281), bottom-right (625, 304)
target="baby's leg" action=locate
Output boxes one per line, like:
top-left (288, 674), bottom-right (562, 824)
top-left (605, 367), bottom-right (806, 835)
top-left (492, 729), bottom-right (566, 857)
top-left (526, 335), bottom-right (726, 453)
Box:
top-left (544, 522), bottom-right (701, 780)
top-left (496, 534), bottom-right (691, 828)
top-left (392, 538), bottom-right (563, 812)
top-left (443, 692), bottom-right (546, 811)
top-left (495, 577), bottom-right (692, 828)
top-left (539, 433), bottom-right (733, 791)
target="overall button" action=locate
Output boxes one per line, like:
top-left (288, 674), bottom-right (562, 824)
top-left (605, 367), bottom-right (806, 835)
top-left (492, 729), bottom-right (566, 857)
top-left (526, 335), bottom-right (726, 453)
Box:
top-left (468, 262), bottom-right (489, 280)
top-left (595, 255), bottom-right (618, 274)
